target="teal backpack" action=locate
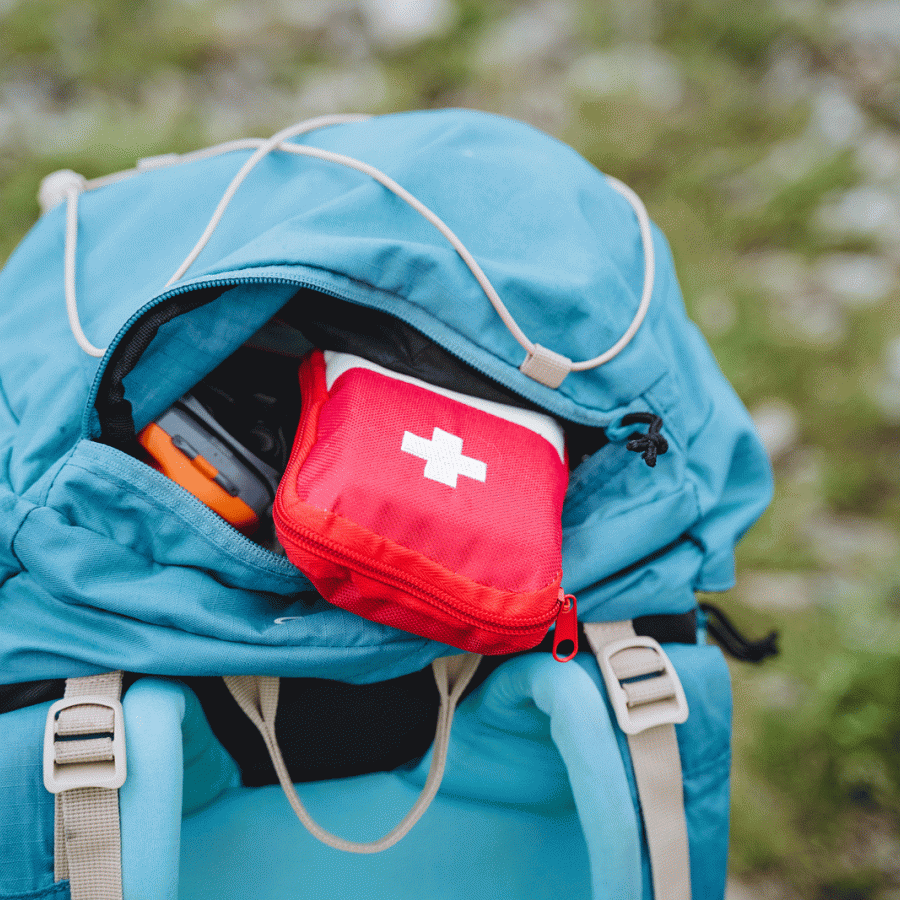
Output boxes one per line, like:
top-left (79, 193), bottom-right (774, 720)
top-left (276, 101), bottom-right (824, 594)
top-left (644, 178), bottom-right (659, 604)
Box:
top-left (0, 110), bottom-right (773, 900)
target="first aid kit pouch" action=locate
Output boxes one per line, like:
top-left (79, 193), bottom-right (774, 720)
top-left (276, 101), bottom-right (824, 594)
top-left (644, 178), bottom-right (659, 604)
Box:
top-left (273, 349), bottom-right (572, 656)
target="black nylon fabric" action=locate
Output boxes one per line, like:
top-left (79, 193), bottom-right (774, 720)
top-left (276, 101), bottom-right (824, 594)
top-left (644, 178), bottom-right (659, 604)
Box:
top-left (185, 670), bottom-right (442, 786)
top-left (96, 286), bottom-right (227, 448)
top-left (0, 679), bottom-right (65, 715)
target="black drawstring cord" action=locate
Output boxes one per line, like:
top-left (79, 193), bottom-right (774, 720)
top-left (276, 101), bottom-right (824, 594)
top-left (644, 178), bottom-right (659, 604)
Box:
top-left (621, 412), bottom-right (669, 467)
top-left (700, 602), bottom-right (779, 663)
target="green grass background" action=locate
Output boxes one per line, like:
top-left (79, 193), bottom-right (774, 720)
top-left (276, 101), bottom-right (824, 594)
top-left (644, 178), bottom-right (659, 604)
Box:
top-left (2, 1), bottom-right (899, 896)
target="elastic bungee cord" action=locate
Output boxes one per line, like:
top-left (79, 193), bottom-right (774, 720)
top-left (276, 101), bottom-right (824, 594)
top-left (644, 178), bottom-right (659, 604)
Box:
top-left (41, 114), bottom-right (667, 462)
top-left (41, 114), bottom-right (656, 387)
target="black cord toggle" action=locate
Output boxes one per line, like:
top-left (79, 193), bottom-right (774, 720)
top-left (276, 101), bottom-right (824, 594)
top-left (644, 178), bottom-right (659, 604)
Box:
top-left (700, 602), bottom-right (779, 663)
top-left (621, 412), bottom-right (668, 467)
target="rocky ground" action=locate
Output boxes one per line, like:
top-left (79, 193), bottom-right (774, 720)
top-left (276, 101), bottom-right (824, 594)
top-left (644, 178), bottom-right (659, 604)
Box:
top-left (2, 1), bottom-right (899, 896)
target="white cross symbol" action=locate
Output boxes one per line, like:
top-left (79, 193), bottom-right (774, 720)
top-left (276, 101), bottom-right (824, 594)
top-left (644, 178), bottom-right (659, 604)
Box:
top-left (401, 427), bottom-right (488, 488)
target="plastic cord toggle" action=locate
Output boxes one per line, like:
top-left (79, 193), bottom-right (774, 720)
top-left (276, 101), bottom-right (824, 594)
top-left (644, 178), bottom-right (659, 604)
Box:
top-left (38, 169), bottom-right (87, 213)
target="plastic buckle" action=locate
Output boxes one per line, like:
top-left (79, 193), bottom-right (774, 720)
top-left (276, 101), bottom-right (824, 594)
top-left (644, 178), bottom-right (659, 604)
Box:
top-left (43, 695), bottom-right (126, 793)
top-left (598, 636), bottom-right (689, 735)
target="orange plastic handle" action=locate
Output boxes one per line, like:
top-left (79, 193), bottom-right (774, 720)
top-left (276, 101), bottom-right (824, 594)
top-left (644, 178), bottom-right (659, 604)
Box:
top-left (138, 422), bottom-right (260, 534)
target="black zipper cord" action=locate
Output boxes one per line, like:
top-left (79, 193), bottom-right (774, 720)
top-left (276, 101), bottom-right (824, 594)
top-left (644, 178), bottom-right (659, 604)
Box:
top-left (95, 286), bottom-right (228, 450)
top-left (700, 601), bottom-right (779, 663)
top-left (621, 412), bottom-right (668, 467)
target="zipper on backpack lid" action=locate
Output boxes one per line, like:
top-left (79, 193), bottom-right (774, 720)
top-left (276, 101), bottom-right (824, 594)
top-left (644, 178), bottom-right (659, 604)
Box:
top-left (87, 275), bottom-right (615, 452)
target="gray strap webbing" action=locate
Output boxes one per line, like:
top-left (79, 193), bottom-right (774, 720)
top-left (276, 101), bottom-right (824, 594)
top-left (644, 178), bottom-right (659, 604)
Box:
top-left (46, 671), bottom-right (126, 900)
top-left (584, 621), bottom-right (691, 900)
top-left (224, 652), bottom-right (481, 854)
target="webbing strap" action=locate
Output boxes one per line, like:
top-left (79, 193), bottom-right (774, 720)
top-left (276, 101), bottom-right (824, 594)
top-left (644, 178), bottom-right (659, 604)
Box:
top-left (50, 671), bottom-right (125, 900)
top-left (224, 652), bottom-right (481, 854)
top-left (584, 621), bottom-right (691, 900)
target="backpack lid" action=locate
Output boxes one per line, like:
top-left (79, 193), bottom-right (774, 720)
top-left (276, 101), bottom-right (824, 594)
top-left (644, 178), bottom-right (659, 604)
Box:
top-left (0, 110), bottom-right (772, 684)
top-left (3, 111), bottom-right (669, 455)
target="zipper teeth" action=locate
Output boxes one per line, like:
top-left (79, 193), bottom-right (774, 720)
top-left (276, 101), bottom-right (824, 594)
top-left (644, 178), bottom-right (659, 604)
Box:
top-left (272, 502), bottom-right (560, 634)
top-left (93, 440), bottom-right (306, 576)
top-left (85, 273), bottom-right (549, 435)
top-left (86, 275), bottom-right (313, 423)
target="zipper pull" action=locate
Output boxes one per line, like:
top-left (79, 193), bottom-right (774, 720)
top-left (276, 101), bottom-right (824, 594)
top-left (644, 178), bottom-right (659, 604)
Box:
top-left (552, 591), bottom-right (578, 662)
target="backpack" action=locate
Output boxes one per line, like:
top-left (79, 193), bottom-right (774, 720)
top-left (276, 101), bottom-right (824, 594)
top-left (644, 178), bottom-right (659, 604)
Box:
top-left (0, 109), bottom-right (773, 900)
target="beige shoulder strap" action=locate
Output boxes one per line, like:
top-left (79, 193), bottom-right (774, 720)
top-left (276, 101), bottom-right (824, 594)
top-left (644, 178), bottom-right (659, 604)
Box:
top-left (44, 671), bottom-right (126, 900)
top-left (584, 621), bottom-right (692, 900)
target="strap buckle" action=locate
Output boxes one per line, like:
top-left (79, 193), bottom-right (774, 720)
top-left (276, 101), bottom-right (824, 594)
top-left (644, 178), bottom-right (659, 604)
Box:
top-left (597, 636), bottom-right (689, 734)
top-left (43, 695), bottom-right (126, 793)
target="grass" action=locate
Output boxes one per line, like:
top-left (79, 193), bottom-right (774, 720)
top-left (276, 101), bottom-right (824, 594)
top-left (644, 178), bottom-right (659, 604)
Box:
top-left (2, 0), bottom-right (899, 895)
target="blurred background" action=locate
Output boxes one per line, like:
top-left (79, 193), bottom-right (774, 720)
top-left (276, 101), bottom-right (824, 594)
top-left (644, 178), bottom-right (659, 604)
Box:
top-left (1, 1), bottom-right (899, 896)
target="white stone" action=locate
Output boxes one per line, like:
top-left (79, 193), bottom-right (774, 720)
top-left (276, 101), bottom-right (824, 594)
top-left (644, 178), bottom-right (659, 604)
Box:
top-left (775, 0), bottom-right (822, 24)
top-left (787, 295), bottom-right (847, 345)
top-left (762, 135), bottom-right (826, 181)
top-left (359, 0), bottom-right (457, 49)
top-left (275, 0), bottom-right (350, 30)
top-left (873, 337), bottom-right (900, 419)
top-left (810, 79), bottom-right (868, 148)
top-left (739, 571), bottom-right (813, 611)
top-left (743, 253), bottom-right (848, 345)
top-left (694, 293), bottom-right (737, 336)
top-left (754, 671), bottom-right (805, 710)
top-left (140, 70), bottom-right (193, 134)
top-left (508, 80), bottom-right (574, 137)
top-left (815, 186), bottom-right (900, 244)
top-left (834, 0), bottom-right (900, 49)
top-left (211, 4), bottom-right (269, 38)
top-left (751, 400), bottom-right (800, 462)
top-left (0, 106), bottom-right (12, 147)
top-left (812, 252), bottom-right (896, 307)
top-left (294, 64), bottom-right (388, 118)
top-left (726, 880), bottom-right (771, 900)
top-left (857, 129), bottom-right (900, 182)
top-left (477, 0), bottom-right (577, 70)
top-left (764, 44), bottom-right (814, 106)
top-left (874, 381), bottom-right (900, 419)
top-left (886, 336), bottom-right (900, 381)
top-left (850, 185), bottom-right (900, 230)
top-left (806, 514), bottom-right (900, 569)
top-left (748, 251), bottom-right (808, 297)
top-left (568, 44), bottom-right (685, 111)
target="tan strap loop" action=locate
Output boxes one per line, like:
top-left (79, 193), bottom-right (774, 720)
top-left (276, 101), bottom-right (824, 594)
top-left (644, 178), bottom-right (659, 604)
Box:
top-left (224, 652), bottom-right (481, 854)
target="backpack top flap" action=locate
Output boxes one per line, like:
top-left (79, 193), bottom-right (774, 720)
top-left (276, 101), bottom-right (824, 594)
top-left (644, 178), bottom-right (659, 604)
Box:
top-left (0, 110), bottom-right (772, 685)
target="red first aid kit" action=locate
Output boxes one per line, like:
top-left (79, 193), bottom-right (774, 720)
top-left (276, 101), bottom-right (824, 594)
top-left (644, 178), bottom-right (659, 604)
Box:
top-left (273, 349), bottom-right (575, 656)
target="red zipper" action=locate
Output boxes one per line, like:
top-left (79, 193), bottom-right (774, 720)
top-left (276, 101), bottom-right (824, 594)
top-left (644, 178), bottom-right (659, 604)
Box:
top-left (273, 507), bottom-right (562, 635)
top-left (552, 592), bottom-right (579, 662)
